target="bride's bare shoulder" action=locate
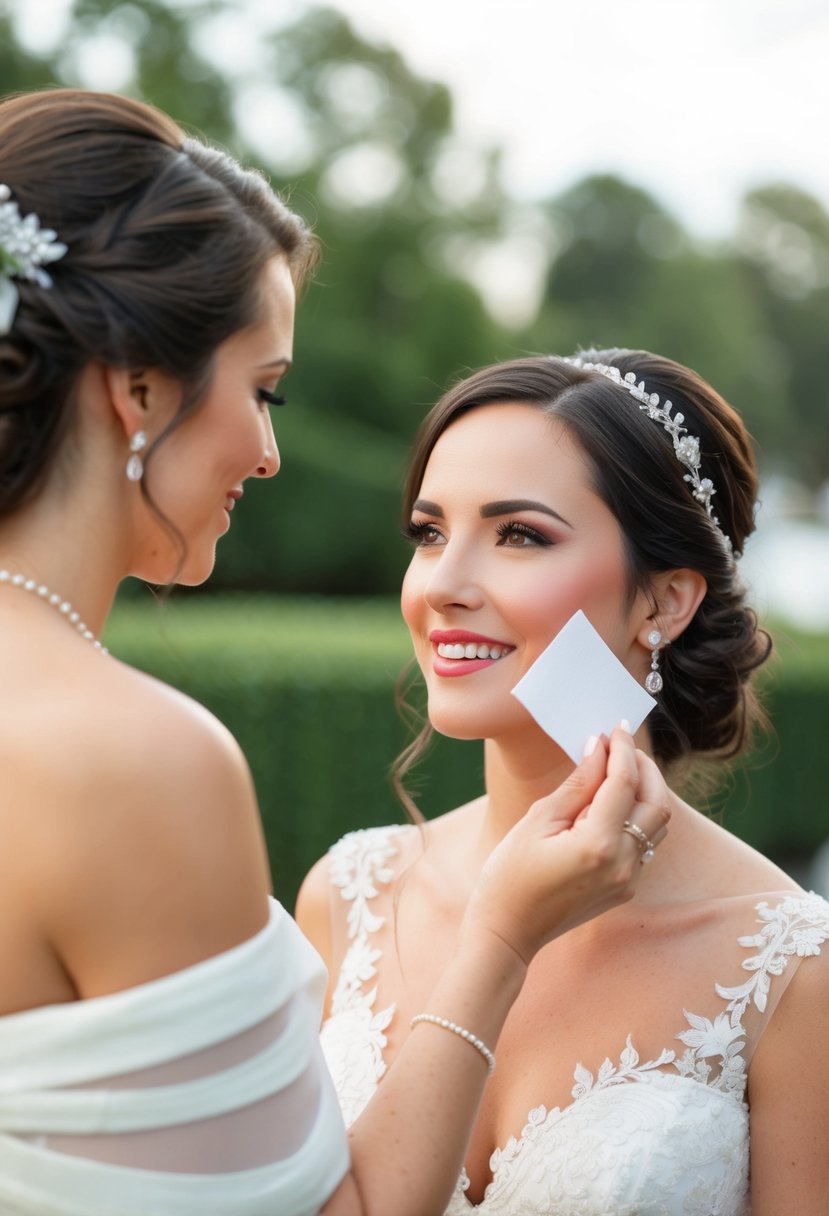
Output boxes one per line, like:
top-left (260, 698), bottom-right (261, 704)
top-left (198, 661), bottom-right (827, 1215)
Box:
top-left (1, 652), bottom-right (272, 994)
top-left (655, 798), bottom-right (801, 903)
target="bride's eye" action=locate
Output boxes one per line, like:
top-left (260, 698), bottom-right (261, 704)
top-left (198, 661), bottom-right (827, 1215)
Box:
top-left (495, 521), bottom-right (552, 547)
top-left (403, 520), bottom-right (444, 547)
top-left (257, 388), bottom-right (287, 408)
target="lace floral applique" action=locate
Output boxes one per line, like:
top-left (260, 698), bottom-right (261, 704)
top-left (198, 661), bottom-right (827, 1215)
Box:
top-left (671, 892), bottom-right (829, 1099)
top-left (571, 1035), bottom-right (675, 1100)
top-left (560, 894), bottom-right (829, 1107)
top-left (673, 1011), bottom-right (747, 1095)
top-left (326, 828), bottom-right (407, 1073)
top-left (716, 891), bottom-right (829, 1018)
top-left (329, 827), bottom-right (400, 946)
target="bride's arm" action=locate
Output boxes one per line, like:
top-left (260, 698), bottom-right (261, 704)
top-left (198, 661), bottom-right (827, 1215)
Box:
top-left (309, 728), bottom-right (670, 1216)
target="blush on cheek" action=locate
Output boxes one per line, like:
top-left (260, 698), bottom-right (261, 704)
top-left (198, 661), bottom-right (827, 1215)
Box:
top-left (399, 567), bottom-right (420, 633)
top-left (521, 559), bottom-right (630, 654)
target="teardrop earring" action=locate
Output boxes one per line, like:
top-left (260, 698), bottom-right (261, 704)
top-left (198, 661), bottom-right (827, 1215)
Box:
top-left (645, 628), bottom-right (663, 694)
top-left (126, 431), bottom-right (147, 482)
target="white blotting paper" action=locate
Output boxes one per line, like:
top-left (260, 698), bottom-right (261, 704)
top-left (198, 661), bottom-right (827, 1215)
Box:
top-left (511, 609), bottom-right (655, 763)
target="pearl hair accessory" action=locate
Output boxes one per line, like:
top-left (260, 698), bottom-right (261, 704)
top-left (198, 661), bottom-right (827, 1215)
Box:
top-left (0, 570), bottom-right (108, 652)
top-left (562, 356), bottom-right (733, 557)
top-left (410, 1013), bottom-right (496, 1076)
top-left (0, 184), bottom-right (68, 335)
top-left (645, 628), bottom-right (664, 694)
top-left (126, 430), bottom-right (147, 482)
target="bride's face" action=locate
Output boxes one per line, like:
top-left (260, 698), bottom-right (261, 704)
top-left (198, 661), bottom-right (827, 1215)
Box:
top-left (132, 255), bottom-right (296, 585)
top-left (401, 402), bottom-right (651, 742)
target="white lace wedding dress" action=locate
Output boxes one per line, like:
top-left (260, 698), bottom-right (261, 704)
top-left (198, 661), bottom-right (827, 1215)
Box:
top-left (0, 897), bottom-right (348, 1215)
top-left (319, 826), bottom-right (829, 1216)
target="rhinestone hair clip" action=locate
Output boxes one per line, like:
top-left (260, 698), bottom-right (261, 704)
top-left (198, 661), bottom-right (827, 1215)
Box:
top-left (0, 184), bottom-right (68, 336)
top-left (564, 356), bottom-right (733, 556)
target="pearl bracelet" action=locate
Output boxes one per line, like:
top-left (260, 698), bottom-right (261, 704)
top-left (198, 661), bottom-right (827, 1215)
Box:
top-left (410, 1013), bottom-right (496, 1076)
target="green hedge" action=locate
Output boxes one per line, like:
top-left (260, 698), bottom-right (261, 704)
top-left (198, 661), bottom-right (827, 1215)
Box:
top-left (104, 594), bottom-right (829, 910)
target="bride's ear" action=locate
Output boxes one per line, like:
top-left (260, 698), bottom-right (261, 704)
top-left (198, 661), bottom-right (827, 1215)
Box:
top-left (102, 366), bottom-right (180, 443)
top-left (639, 568), bottom-right (707, 649)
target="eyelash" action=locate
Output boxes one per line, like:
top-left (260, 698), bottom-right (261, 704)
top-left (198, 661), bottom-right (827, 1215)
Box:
top-left (403, 520), bottom-right (440, 545)
top-left (495, 520), bottom-right (552, 547)
top-left (403, 519), bottom-right (553, 547)
top-left (257, 388), bottom-right (287, 408)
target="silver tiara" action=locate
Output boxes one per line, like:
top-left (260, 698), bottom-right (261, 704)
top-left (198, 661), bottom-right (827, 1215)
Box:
top-left (0, 184), bottom-right (68, 336)
top-left (564, 356), bottom-right (733, 556)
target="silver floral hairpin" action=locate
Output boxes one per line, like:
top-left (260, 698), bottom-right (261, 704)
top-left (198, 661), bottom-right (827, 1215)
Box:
top-left (0, 184), bottom-right (68, 336)
top-left (563, 356), bottom-right (733, 557)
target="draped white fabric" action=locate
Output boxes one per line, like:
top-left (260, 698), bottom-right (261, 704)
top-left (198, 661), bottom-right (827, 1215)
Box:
top-left (0, 898), bottom-right (348, 1215)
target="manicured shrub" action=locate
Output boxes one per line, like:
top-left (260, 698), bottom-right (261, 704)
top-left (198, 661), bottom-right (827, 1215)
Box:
top-left (105, 596), bottom-right (829, 910)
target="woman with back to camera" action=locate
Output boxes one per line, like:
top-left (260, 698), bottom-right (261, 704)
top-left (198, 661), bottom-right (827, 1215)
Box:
top-left (0, 91), bottom-right (670, 1216)
top-left (299, 351), bottom-right (829, 1215)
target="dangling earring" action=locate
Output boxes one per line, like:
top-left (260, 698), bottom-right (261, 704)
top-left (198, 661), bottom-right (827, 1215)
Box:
top-left (126, 431), bottom-right (147, 482)
top-left (645, 628), bottom-right (663, 694)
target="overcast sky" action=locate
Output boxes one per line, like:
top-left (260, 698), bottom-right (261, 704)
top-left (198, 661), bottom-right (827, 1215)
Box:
top-left (14, 0), bottom-right (829, 241)
top-left (319, 0), bottom-right (828, 239)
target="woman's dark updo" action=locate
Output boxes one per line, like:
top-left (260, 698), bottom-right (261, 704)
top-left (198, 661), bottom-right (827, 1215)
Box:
top-left (0, 88), bottom-right (316, 514)
top-left (400, 351), bottom-right (772, 772)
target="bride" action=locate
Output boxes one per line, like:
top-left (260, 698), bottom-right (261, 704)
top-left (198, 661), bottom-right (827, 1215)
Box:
top-left (0, 91), bottom-right (669, 1215)
top-left (300, 351), bottom-right (829, 1215)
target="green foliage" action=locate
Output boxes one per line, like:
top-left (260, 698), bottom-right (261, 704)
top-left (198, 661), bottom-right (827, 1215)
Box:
top-left (734, 185), bottom-right (829, 484)
top-left (530, 176), bottom-right (780, 450)
top-left (104, 596), bottom-right (829, 910)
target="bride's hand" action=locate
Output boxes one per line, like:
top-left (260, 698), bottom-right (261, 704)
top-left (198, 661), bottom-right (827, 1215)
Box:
top-left (461, 725), bottom-right (671, 967)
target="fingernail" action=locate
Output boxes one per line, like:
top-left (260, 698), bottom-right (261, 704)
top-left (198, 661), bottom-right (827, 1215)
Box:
top-left (619, 719), bottom-right (632, 734)
top-left (583, 734), bottom-right (598, 757)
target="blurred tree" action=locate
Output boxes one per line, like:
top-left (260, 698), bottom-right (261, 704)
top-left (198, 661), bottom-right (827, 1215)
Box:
top-left (528, 175), bottom-right (782, 462)
top-left (734, 184), bottom-right (829, 487)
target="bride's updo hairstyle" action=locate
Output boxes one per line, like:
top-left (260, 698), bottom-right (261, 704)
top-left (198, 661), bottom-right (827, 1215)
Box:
top-left (0, 89), bottom-right (315, 516)
top-left (401, 351), bottom-right (772, 771)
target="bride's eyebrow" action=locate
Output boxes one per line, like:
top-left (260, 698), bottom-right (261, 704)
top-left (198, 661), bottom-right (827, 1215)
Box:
top-left (412, 499), bottom-right (443, 517)
top-left (481, 499), bottom-right (573, 529)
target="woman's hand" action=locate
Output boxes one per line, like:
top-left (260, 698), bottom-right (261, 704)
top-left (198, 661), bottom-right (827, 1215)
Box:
top-left (462, 725), bottom-right (671, 967)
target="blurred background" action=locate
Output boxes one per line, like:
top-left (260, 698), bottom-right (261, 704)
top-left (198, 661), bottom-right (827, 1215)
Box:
top-left (3, 0), bottom-right (828, 904)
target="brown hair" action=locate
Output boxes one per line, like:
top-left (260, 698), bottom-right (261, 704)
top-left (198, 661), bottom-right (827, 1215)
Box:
top-left (394, 350), bottom-right (771, 803)
top-left (0, 88), bottom-right (316, 524)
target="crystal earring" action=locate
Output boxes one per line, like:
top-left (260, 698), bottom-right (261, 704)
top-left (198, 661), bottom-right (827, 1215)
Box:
top-left (645, 628), bottom-right (663, 694)
top-left (126, 430), bottom-right (147, 482)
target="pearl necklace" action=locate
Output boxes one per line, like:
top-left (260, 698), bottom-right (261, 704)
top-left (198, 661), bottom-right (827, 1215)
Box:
top-left (0, 569), bottom-right (108, 653)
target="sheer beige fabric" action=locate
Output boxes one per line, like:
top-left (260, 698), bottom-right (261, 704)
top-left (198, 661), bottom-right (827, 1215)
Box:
top-left (320, 826), bottom-right (829, 1216)
top-left (0, 898), bottom-right (348, 1215)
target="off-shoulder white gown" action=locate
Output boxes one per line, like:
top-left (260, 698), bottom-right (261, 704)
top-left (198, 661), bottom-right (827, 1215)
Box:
top-left (320, 826), bottom-right (829, 1216)
top-left (0, 898), bottom-right (348, 1215)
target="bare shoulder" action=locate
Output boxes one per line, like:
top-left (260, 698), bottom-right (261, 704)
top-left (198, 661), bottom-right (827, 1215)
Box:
top-left (664, 799), bottom-right (801, 901)
top-left (53, 654), bottom-right (261, 836)
top-left (10, 653), bottom-right (272, 996)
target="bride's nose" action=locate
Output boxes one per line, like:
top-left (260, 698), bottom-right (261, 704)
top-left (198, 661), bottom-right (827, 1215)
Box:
top-left (255, 411), bottom-right (280, 478)
top-left (423, 542), bottom-right (486, 613)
